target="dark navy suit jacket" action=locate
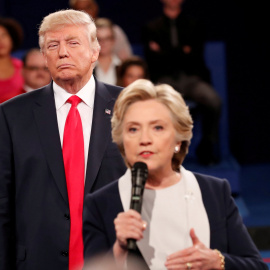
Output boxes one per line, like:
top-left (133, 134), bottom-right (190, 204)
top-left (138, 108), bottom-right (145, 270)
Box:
top-left (0, 79), bottom-right (126, 270)
top-left (83, 172), bottom-right (267, 270)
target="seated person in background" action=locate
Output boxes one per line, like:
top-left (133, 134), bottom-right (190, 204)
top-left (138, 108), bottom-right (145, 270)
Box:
top-left (117, 56), bottom-right (149, 87)
top-left (0, 17), bottom-right (24, 103)
top-left (83, 79), bottom-right (267, 270)
top-left (94, 18), bottom-right (121, 85)
top-left (22, 48), bottom-right (51, 92)
top-left (142, 0), bottom-right (222, 165)
top-left (69, 0), bottom-right (132, 61)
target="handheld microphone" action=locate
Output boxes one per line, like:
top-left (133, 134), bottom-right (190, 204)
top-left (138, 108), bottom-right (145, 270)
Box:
top-left (127, 162), bottom-right (148, 251)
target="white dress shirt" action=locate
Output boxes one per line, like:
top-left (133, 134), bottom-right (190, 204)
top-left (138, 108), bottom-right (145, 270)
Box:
top-left (53, 76), bottom-right (95, 178)
top-left (95, 55), bottom-right (121, 85)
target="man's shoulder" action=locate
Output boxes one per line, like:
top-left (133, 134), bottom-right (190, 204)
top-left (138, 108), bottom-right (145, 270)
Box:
top-left (0, 85), bottom-right (51, 112)
top-left (95, 79), bottom-right (123, 98)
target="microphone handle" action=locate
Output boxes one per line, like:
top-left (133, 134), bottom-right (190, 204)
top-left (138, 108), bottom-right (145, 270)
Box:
top-left (127, 238), bottom-right (137, 250)
top-left (127, 193), bottom-right (143, 251)
top-left (127, 162), bottom-right (148, 251)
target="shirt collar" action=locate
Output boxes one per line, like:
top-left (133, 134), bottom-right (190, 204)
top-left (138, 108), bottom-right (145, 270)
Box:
top-left (53, 75), bottom-right (95, 110)
top-left (97, 54), bottom-right (121, 66)
top-left (24, 85), bottom-right (35, 93)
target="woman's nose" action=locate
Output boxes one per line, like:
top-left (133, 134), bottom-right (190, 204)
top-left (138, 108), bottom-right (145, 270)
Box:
top-left (140, 129), bottom-right (152, 145)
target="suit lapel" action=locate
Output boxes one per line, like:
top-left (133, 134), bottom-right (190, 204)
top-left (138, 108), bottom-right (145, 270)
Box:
top-left (33, 83), bottom-right (68, 205)
top-left (84, 80), bottom-right (116, 194)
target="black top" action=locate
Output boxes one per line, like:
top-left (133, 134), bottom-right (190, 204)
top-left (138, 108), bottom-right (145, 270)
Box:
top-left (143, 13), bottom-right (210, 82)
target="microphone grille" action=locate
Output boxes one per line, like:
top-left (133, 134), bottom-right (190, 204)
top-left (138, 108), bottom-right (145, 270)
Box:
top-left (133, 162), bottom-right (148, 171)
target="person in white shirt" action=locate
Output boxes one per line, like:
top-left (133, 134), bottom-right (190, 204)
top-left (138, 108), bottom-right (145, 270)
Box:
top-left (69, 0), bottom-right (132, 61)
top-left (94, 18), bottom-right (121, 85)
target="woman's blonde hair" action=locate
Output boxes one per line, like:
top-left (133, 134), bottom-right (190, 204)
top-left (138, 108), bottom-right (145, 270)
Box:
top-left (38, 9), bottom-right (100, 52)
top-left (111, 79), bottom-right (193, 170)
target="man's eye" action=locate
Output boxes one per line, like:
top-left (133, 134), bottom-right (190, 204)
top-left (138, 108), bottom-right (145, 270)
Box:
top-left (48, 44), bottom-right (57, 49)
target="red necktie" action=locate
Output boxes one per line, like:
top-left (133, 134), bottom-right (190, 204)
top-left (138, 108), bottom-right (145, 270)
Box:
top-left (63, 95), bottom-right (84, 270)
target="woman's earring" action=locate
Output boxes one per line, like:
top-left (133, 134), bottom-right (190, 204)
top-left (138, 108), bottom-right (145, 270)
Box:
top-left (174, 146), bottom-right (179, 153)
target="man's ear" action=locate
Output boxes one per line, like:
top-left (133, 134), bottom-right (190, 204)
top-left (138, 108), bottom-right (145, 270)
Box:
top-left (91, 48), bottom-right (100, 63)
top-left (42, 52), bottom-right (48, 67)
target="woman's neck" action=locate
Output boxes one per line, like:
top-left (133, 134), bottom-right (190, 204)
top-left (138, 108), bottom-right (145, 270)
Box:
top-left (0, 56), bottom-right (14, 80)
top-left (98, 54), bottom-right (112, 73)
top-left (145, 171), bottom-right (181, 190)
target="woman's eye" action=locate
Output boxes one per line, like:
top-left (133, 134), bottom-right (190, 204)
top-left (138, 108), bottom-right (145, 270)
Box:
top-left (154, 125), bottom-right (163, 131)
top-left (128, 127), bottom-right (137, 133)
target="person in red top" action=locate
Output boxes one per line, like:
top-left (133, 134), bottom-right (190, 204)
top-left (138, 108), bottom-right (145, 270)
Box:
top-left (0, 17), bottom-right (24, 103)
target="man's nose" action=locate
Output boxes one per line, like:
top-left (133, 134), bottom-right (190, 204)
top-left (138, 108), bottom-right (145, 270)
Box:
top-left (59, 44), bottom-right (69, 58)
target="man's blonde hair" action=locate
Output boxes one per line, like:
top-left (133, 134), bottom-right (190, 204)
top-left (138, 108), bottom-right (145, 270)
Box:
top-left (38, 9), bottom-right (100, 52)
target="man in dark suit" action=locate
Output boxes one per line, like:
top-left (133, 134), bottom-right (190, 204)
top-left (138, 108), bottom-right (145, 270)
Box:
top-left (0, 9), bottom-right (126, 270)
top-left (142, 0), bottom-right (222, 165)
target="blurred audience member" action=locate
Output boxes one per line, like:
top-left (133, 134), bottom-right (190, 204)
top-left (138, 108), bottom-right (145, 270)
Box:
top-left (0, 17), bottom-right (24, 103)
top-left (69, 0), bottom-right (132, 61)
top-left (117, 56), bottom-right (149, 87)
top-left (143, 0), bottom-right (222, 165)
top-left (94, 18), bottom-right (121, 85)
top-left (22, 48), bottom-right (51, 92)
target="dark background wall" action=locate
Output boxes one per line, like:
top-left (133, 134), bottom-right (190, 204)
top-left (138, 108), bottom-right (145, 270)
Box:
top-left (1, 0), bottom-right (269, 164)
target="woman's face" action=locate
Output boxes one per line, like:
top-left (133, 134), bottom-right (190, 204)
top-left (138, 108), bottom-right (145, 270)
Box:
top-left (122, 65), bottom-right (146, 87)
top-left (97, 27), bottom-right (114, 57)
top-left (0, 26), bottom-right (13, 56)
top-left (122, 99), bottom-right (180, 177)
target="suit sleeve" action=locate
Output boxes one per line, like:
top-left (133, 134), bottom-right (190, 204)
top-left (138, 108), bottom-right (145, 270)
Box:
top-left (221, 179), bottom-right (268, 270)
top-left (0, 106), bottom-right (15, 269)
top-left (83, 193), bottom-right (112, 261)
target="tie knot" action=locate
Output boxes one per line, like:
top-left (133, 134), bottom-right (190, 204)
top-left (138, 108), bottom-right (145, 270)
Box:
top-left (67, 95), bottom-right (81, 107)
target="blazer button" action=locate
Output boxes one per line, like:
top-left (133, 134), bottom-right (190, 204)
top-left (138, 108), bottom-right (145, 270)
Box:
top-left (64, 214), bottom-right (70, 220)
top-left (61, 251), bottom-right (69, 257)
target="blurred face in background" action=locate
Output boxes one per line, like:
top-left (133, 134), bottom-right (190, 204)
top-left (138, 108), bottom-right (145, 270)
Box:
top-left (97, 27), bottom-right (115, 57)
top-left (161, 0), bottom-right (184, 8)
top-left (72, 0), bottom-right (98, 18)
top-left (23, 51), bottom-right (51, 89)
top-left (122, 65), bottom-right (146, 87)
top-left (0, 26), bottom-right (13, 57)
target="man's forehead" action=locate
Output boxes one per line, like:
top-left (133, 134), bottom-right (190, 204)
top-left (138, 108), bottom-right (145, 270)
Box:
top-left (27, 52), bottom-right (45, 63)
top-left (44, 25), bottom-right (87, 41)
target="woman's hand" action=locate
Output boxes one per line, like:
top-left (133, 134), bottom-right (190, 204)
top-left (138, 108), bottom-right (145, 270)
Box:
top-left (113, 210), bottom-right (147, 262)
top-left (165, 228), bottom-right (222, 270)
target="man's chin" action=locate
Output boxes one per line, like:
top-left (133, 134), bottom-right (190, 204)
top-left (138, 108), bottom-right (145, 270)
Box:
top-left (56, 73), bottom-right (76, 82)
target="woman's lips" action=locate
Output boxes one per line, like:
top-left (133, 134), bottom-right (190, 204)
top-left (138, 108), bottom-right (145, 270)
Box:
top-left (139, 151), bottom-right (153, 158)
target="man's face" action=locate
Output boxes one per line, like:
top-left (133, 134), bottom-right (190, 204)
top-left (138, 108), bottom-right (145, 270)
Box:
top-left (43, 25), bottom-right (99, 89)
top-left (23, 51), bottom-right (51, 89)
